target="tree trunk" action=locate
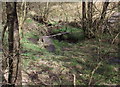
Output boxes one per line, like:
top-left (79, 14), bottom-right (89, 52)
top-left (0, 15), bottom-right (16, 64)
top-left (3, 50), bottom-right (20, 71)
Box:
top-left (19, 2), bottom-right (27, 39)
top-left (87, 1), bottom-right (93, 38)
top-left (98, 1), bottom-right (109, 34)
top-left (100, 1), bottom-right (109, 20)
top-left (6, 2), bottom-right (21, 86)
top-left (6, 2), bottom-right (14, 85)
top-left (82, 1), bottom-right (87, 37)
top-left (13, 2), bottom-right (21, 85)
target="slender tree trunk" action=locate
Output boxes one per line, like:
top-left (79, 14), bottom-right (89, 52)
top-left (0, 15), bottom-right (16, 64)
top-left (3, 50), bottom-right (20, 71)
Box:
top-left (13, 2), bottom-right (21, 85)
top-left (118, 2), bottom-right (120, 61)
top-left (82, 1), bottom-right (87, 37)
top-left (19, 2), bottom-right (27, 39)
top-left (95, 0), bottom-right (109, 36)
top-left (6, 2), bottom-right (14, 85)
top-left (100, 1), bottom-right (109, 32)
top-left (87, 1), bottom-right (93, 38)
top-left (100, 1), bottom-right (109, 20)
top-left (6, 2), bottom-right (21, 86)
top-left (87, 1), bottom-right (93, 28)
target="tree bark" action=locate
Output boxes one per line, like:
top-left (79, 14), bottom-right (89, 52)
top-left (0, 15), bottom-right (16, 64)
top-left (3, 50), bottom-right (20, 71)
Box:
top-left (100, 1), bottom-right (109, 21)
top-left (6, 2), bottom-right (21, 86)
top-left (82, 1), bottom-right (87, 37)
top-left (13, 2), bottom-right (21, 85)
top-left (97, 1), bottom-right (109, 35)
top-left (6, 2), bottom-right (14, 85)
top-left (87, 1), bottom-right (93, 38)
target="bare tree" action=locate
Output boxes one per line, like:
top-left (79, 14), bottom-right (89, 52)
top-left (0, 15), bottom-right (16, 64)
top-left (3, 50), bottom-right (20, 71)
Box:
top-left (96, 1), bottom-right (109, 35)
top-left (13, 2), bottom-right (21, 85)
top-left (87, 0), bottom-right (94, 38)
top-left (100, 1), bottom-right (109, 21)
top-left (82, 0), bottom-right (94, 38)
top-left (82, 1), bottom-right (87, 37)
top-left (5, 2), bottom-right (21, 86)
top-left (6, 2), bottom-right (14, 85)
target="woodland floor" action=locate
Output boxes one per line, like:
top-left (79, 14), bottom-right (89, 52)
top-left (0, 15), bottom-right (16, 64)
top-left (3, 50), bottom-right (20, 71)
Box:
top-left (1, 3), bottom-right (119, 85)
top-left (21, 18), bottom-right (120, 85)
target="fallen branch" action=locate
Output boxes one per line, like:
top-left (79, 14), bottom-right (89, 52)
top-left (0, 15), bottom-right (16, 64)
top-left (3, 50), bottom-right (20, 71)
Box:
top-left (49, 32), bottom-right (70, 37)
top-left (111, 32), bottom-right (120, 44)
top-left (73, 74), bottom-right (76, 87)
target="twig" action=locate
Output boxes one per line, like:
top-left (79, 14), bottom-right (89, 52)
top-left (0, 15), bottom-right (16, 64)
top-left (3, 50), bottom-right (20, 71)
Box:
top-left (73, 74), bottom-right (76, 87)
top-left (112, 32), bottom-right (120, 44)
top-left (88, 61), bottom-right (102, 85)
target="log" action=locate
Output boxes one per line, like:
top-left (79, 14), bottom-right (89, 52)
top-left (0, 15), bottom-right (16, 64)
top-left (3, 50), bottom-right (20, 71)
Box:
top-left (45, 32), bottom-right (69, 38)
top-left (50, 32), bottom-right (69, 37)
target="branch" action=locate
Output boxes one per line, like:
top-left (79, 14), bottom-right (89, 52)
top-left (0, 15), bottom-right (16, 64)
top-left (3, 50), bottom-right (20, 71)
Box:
top-left (112, 32), bottom-right (120, 44)
top-left (50, 32), bottom-right (69, 37)
top-left (88, 61), bottom-right (102, 85)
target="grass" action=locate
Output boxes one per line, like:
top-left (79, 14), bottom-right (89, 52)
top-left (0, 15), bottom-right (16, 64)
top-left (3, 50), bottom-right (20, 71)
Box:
top-left (52, 25), bottom-right (85, 42)
top-left (25, 18), bottom-right (33, 23)
top-left (21, 22), bottom-right (119, 85)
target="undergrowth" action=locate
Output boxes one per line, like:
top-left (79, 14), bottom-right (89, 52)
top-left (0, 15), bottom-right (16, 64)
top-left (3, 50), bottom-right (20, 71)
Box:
top-left (21, 21), bottom-right (119, 85)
